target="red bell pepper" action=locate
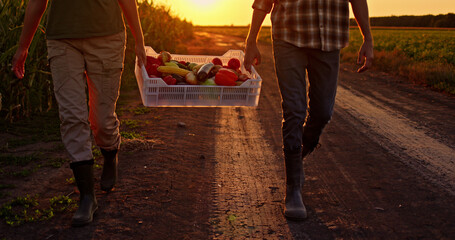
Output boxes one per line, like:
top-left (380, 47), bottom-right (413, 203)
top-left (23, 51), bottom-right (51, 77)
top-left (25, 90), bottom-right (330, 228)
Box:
top-left (215, 69), bottom-right (238, 86)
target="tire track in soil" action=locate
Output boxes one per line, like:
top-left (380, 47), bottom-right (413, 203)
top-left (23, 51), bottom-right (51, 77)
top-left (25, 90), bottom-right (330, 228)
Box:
top-left (336, 85), bottom-right (455, 195)
top-left (209, 107), bottom-right (291, 239)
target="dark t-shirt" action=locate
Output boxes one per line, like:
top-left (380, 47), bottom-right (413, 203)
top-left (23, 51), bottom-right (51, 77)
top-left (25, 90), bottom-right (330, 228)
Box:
top-left (46, 0), bottom-right (125, 39)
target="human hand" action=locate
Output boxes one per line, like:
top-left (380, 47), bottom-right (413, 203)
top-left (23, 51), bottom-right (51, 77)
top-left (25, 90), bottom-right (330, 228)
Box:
top-left (135, 43), bottom-right (147, 68)
top-left (356, 40), bottom-right (374, 73)
top-left (244, 41), bottom-right (261, 73)
top-left (11, 48), bottom-right (28, 79)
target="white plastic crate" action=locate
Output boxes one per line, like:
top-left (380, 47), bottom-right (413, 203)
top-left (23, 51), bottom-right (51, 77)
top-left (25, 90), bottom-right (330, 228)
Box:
top-left (135, 46), bottom-right (262, 107)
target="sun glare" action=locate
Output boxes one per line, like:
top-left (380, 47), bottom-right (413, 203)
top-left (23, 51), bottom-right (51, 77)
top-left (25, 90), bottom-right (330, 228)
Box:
top-left (190, 0), bottom-right (216, 7)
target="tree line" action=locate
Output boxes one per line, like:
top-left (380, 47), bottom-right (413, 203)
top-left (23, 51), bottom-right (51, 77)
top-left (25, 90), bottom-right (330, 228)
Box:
top-left (350, 13), bottom-right (455, 28)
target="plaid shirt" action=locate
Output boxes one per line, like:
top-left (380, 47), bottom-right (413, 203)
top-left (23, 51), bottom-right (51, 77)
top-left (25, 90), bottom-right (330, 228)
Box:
top-left (253, 0), bottom-right (350, 51)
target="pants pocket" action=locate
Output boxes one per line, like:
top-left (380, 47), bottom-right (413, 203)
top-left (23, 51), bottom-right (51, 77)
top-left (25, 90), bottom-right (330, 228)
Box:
top-left (46, 44), bottom-right (68, 92)
top-left (101, 60), bottom-right (123, 102)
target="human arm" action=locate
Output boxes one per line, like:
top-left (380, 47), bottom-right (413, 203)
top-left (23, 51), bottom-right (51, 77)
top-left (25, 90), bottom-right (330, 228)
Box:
top-left (244, 0), bottom-right (273, 72)
top-left (117, 0), bottom-right (146, 67)
top-left (350, 0), bottom-right (374, 73)
top-left (11, 0), bottom-right (48, 79)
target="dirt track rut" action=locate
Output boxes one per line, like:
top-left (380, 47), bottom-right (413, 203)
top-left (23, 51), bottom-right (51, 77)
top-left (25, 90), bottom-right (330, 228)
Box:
top-left (210, 107), bottom-right (290, 239)
top-left (336, 85), bottom-right (455, 194)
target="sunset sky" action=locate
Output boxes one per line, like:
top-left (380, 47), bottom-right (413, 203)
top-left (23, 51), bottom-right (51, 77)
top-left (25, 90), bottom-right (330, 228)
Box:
top-left (152, 0), bottom-right (455, 26)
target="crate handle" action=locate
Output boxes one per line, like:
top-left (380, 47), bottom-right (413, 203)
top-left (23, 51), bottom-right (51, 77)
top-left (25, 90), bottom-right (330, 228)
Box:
top-left (222, 49), bottom-right (245, 59)
top-left (145, 46), bottom-right (157, 55)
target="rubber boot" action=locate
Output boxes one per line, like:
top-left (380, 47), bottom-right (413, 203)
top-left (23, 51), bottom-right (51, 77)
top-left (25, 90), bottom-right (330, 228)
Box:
top-left (284, 150), bottom-right (308, 220)
top-left (100, 148), bottom-right (118, 192)
top-left (70, 160), bottom-right (98, 227)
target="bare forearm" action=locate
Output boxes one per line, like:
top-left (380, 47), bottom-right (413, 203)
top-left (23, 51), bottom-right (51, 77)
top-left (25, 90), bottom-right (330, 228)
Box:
top-left (246, 9), bottom-right (268, 44)
top-left (118, 0), bottom-right (144, 45)
top-left (350, 0), bottom-right (373, 42)
top-left (18, 0), bottom-right (48, 51)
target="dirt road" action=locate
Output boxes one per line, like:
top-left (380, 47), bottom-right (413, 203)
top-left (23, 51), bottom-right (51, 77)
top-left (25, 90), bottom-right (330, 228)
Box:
top-left (191, 32), bottom-right (455, 239)
top-left (1, 31), bottom-right (455, 239)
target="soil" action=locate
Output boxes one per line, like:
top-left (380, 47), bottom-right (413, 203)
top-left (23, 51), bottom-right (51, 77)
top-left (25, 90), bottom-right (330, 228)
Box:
top-left (1, 30), bottom-right (455, 240)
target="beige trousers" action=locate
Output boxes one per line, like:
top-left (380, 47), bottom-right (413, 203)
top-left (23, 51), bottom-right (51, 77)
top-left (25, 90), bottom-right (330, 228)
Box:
top-left (47, 31), bottom-right (126, 163)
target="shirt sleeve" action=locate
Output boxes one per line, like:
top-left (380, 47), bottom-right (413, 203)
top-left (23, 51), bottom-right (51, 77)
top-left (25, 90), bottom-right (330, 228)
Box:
top-left (252, 0), bottom-right (274, 13)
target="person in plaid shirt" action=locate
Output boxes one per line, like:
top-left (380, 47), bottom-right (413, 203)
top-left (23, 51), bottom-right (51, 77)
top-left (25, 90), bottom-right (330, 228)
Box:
top-left (244, 0), bottom-right (374, 220)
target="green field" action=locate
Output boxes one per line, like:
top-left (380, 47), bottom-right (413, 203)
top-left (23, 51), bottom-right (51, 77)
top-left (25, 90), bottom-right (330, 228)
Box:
top-left (345, 28), bottom-right (455, 94)
top-left (197, 26), bottom-right (455, 94)
top-left (345, 27), bottom-right (455, 65)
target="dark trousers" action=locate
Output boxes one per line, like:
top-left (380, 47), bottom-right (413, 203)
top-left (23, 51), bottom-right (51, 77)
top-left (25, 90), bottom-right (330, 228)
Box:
top-left (272, 39), bottom-right (340, 153)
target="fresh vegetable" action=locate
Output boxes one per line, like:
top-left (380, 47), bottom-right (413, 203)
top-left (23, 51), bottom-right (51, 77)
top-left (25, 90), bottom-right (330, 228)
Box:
top-left (157, 66), bottom-right (190, 76)
top-left (207, 65), bottom-right (222, 79)
top-left (176, 62), bottom-right (188, 69)
top-left (164, 62), bottom-right (179, 68)
top-left (158, 51), bottom-right (172, 64)
top-left (197, 63), bottom-right (215, 81)
top-left (185, 72), bottom-right (198, 85)
top-left (188, 63), bottom-right (198, 71)
top-left (146, 63), bottom-right (161, 77)
top-left (162, 75), bottom-right (177, 85)
top-left (144, 50), bottom-right (254, 86)
top-left (145, 56), bottom-right (163, 77)
top-left (171, 74), bottom-right (186, 84)
top-left (212, 57), bottom-right (223, 66)
top-left (215, 68), bottom-right (238, 86)
top-left (202, 78), bottom-right (217, 85)
top-left (147, 56), bottom-right (162, 66)
top-left (227, 58), bottom-right (241, 70)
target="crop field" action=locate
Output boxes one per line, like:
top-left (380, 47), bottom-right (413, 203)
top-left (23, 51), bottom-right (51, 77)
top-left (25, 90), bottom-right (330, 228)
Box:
top-left (197, 26), bottom-right (455, 94)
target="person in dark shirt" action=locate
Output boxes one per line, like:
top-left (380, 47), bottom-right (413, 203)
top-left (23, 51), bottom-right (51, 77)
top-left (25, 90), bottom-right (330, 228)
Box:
top-left (12, 0), bottom-right (147, 227)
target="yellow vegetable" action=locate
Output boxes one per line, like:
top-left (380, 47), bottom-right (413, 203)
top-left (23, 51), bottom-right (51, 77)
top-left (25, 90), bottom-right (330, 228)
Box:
top-left (157, 66), bottom-right (190, 76)
top-left (192, 64), bottom-right (204, 74)
top-left (164, 62), bottom-right (179, 68)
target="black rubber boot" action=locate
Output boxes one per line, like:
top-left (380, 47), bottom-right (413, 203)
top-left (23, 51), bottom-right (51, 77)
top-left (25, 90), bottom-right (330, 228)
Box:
top-left (70, 160), bottom-right (98, 227)
top-left (284, 150), bottom-right (308, 220)
top-left (100, 148), bottom-right (118, 192)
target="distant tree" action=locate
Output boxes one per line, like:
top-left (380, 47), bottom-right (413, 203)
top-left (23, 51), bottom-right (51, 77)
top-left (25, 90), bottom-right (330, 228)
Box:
top-left (350, 13), bottom-right (455, 28)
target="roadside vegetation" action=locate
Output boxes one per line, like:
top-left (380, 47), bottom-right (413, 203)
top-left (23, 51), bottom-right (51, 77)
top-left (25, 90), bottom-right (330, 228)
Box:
top-left (198, 25), bottom-right (455, 95)
top-left (342, 28), bottom-right (455, 94)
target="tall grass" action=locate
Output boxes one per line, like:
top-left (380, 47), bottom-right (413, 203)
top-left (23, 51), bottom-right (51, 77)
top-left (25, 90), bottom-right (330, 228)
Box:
top-left (0, 0), bottom-right (194, 121)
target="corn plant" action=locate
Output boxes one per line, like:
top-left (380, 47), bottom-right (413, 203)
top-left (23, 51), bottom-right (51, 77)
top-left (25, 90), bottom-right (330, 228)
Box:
top-left (0, 0), bottom-right (52, 122)
top-left (122, 0), bottom-right (194, 87)
top-left (1, 0), bottom-right (194, 121)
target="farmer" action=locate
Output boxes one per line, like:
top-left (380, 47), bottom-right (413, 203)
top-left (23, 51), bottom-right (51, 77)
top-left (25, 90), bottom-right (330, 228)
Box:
top-left (244, 0), bottom-right (374, 220)
top-left (11, 0), bottom-right (147, 226)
